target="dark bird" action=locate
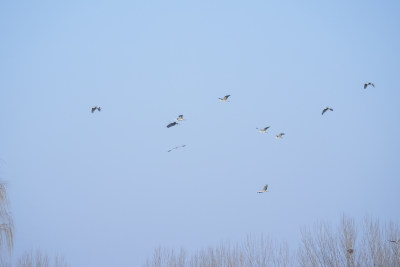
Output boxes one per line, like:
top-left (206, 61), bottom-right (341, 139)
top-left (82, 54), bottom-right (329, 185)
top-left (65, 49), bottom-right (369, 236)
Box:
top-left (257, 184), bottom-right (268, 193)
top-left (388, 240), bottom-right (400, 244)
top-left (256, 126), bottom-right (270, 133)
top-left (91, 106), bottom-right (101, 113)
top-left (322, 107), bottom-right (333, 115)
top-left (364, 82), bottom-right (375, 89)
top-left (276, 133), bottom-right (285, 139)
top-left (166, 122), bottom-right (178, 128)
top-left (347, 249), bottom-right (354, 254)
top-left (218, 95), bottom-right (231, 102)
top-left (177, 115), bottom-right (184, 121)
top-left (167, 145), bottom-right (186, 152)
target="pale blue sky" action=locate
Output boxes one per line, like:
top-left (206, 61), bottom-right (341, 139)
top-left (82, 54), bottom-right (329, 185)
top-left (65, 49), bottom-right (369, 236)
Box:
top-left (1, 0), bottom-right (400, 266)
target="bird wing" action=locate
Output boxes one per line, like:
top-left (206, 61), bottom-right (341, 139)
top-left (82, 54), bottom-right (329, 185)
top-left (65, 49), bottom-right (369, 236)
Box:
top-left (264, 126), bottom-right (270, 131)
top-left (91, 107), bottom-right (96, 113)
top-left (224, 95), bottom-right (230, 100)
top-left (166, 123), bottom-right (173, 128)
top-left (371, 83), bottom-right (375, 87)
top-left (263, 184), bottom-right (268, 191)
top-left (364, 83), bottom-right (368, 89)
top-left (322, 108), bottom-right (327, 115)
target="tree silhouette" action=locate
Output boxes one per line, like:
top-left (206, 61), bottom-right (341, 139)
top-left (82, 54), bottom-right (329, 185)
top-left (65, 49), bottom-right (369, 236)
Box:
top-left (0, 182), bottom-right (14, 255)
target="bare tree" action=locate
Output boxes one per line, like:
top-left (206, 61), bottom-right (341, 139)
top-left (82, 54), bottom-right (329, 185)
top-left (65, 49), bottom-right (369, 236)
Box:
top-left (145, 215), bottom-right (399, 267)
top-left (15, 250), bottom-right (68, 267)
top-left (0, 182), bottom-right (68, 267)
top-left (338, 215), bottom-right (356, 267)
top-left (298, 215), bottom-right (400, 267)
top-left (0, 182), bottom-right (14, 256)
top-left (144, 235), bottom-right (292, 267)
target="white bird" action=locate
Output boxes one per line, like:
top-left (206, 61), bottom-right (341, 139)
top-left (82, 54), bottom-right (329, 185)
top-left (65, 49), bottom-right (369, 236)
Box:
top-left (256, 126), bottom-right (270, 133)
top-left (218, 95), bottom-right (230, 102)
top-left (322, 107), bottom-right (333, 115)
top-left (257, 184), bottom-right (268, 193)
top-left (276, 133), bottom-right (285, 139)
top-left (167, 145), bottom-right (186, 152)
top-left (91, 106), bottom-right (101, 113)
top-left (177, 115), bottom-right (184, 121)
top-left (364, 82), bottom-right (375, 89)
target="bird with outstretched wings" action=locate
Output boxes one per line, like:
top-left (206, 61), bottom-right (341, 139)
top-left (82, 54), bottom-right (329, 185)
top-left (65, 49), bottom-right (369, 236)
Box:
top-left (91, 106), bottom-right (101, 113)
top-left (218, 95), bottom-right (231, 102)
top-left (166, 122), bottom-right (178, 128)
top-left (256, 126), bottom-right (270, 133)
top-left (322, 107), bottom-right (333, 115)
top-left (364, 82), bottom-right (375, 89)
top-left (167, 145), bottom-right (186, 152)
top-left (257, 184), bottom-right (268, 193)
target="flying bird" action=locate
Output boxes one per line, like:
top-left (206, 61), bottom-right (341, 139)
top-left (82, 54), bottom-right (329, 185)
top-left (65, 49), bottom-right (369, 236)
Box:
top-left (322, 107), bottom-right (333, 115)
top-left (364, 82), bottom-right (375, 89)
top-left (388, 240), bottom-right (400, 244)
top-left (256, 126), bottom-right (270, 133)
top-left (91, 106), bottom-right (101, 113)
top-left (167, 145), bottom-right (186, 152)
top-left (276, 133), bottom-right (285, 139)
top-left (218, 95), bottom-right (231, 102)
top-left (257, 184), bottom-right (268, 193)
top-left (177, 115), bottom-right (184, 121)
top-left (347, 249), bottom-right (354, 254)
top-left (166, 122), bottom-right (178, 128)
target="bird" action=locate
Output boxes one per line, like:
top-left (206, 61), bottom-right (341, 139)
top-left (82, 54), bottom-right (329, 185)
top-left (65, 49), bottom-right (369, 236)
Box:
top-left (347, 249), bottom-right (354, 254)
top-left (256, 126), bottom-right (270, 133)
top-left (364, 82), bottom-right (375, 89)
top-left (91, 106), bottom-right (101, 113)
top-left (166, 122), bottom-right (178, 128)
top-left (218, 95), bottom-right (231, 102)
top-left (177, 115), bottom-right (184, 121)
top-left (276, 133), bottom-right (285, 139)
top-left (167, 145), bottom-right (186, 152)
top-left (322, 107), bottom-right (333, 115)
top-left (257, 184), bottom-right (268, 193)
top-left (388, 240), bottom-right (400, 244)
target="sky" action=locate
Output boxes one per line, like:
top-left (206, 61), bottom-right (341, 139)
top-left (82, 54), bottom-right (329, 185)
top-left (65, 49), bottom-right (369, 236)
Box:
top-left (1, 0), bottom-right (400, 266)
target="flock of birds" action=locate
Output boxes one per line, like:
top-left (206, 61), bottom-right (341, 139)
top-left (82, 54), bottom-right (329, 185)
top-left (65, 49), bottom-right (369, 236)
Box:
top-left (90, 82), bottom-right (400, 247)
top-left (90, 82), bottom-right (377, 196)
